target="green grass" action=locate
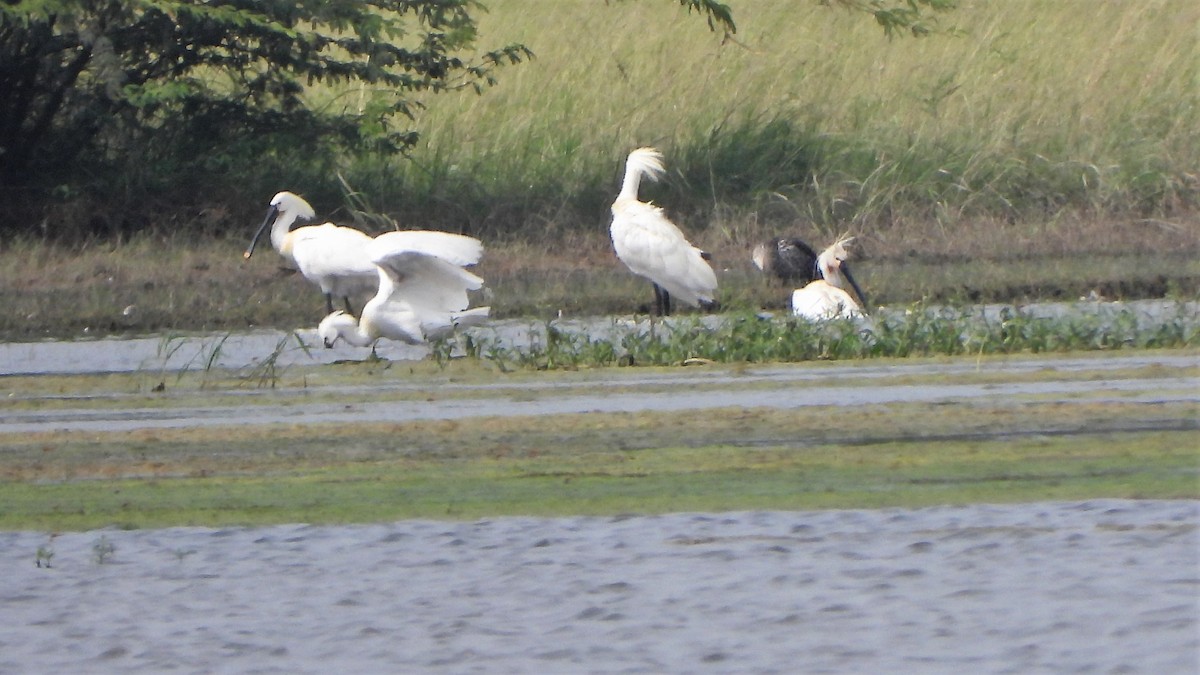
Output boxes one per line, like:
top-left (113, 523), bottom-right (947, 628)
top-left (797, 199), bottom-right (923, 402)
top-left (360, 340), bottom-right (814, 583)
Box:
top-left (18, 0), bottom-right (1196, 239)
top-left (2, 428), bottom-right (1193, 531)
top-left (336, 0), bottom-right (1199, 232)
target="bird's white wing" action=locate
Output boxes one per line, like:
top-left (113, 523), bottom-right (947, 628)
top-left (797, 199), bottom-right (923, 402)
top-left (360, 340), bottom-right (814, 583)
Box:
top-left (611, 201), bottom-right (717, 305)
top-left (371, 230), bottom-right (484, 268)
top-left (373, 249), bottom-right (484, 315)
top-left (290, 224), bottom-right (377, 279)
top-left (791, 281), bottom-right (863, 320)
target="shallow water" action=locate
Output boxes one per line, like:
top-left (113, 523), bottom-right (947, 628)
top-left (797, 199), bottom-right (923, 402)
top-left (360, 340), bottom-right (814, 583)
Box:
top-left (2, 500), bottom-right (1196, 673)
top-left (2, 367), bottom-right (1195, 435)
top-left (3, 303), bottom-right (1196, 672)
top-left (0, 299), bottom-right (1193, 376)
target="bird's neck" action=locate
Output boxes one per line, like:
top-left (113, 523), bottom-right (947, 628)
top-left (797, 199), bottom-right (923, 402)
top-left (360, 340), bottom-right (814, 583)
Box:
top-left (821, 264), bottom-right (846, 290)
top-left (816, 251), bottom-right (839, 286)
top-left (617, 167), bottom-right (644, 203)
top-left (339, 320), bottom-right (376, 348)
top-left (271, 211), bottom-right (302, 256)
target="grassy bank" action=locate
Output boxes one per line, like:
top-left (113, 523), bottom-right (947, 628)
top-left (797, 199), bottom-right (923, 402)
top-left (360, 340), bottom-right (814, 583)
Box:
top-left (0, 220), bottom-right (1196, 341)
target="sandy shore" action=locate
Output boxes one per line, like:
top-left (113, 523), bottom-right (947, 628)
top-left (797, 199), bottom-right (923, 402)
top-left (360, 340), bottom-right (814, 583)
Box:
top-left (2, 499), bottom-right (1197, 674)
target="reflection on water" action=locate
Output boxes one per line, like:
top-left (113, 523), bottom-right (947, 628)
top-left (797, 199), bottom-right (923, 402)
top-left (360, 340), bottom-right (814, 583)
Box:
top-left (0, 300), bottom-right (1194, 376)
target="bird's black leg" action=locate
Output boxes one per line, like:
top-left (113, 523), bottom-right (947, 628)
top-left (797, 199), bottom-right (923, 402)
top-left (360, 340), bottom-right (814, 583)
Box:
top-left (652, 283), bottom-right (670, 317)
top-left (342, 296), bottom-right (357, 318)
top-left (325, 293), bottom-right (336, 315)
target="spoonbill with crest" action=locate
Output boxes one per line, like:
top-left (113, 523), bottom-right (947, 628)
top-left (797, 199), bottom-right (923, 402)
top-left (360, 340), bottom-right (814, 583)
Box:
top-left (609, 147), bottom-right (718, 316)
top-left (244, 191), bottom-right (377, 316)
top-left (317, 230), bottom-right (490, 348)
top-left (790, 235), bottom-right (869, 320)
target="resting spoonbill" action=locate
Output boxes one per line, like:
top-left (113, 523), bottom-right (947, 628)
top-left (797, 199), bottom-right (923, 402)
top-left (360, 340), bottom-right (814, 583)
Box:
top-left (790, 236), bottom-right (869, 320)
top-left (610, 147), bottom-right (718, 316)
top-left (244, 191), bottom-right (377, 315)
top-left (317, 230), bottom-right (490, 347)
top-left (752, 236), bottom-right (820, 286)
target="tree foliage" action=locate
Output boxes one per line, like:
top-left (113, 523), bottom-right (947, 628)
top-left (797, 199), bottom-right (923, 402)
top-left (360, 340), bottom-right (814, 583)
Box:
top-left (675, 0), bottom-right (955, 39)
top-left (0, 0), bottom-right (954, 236)
top-left (826, 0), bottom-right (956, 38)
top-left (0, 0), bottom-right (532, 185)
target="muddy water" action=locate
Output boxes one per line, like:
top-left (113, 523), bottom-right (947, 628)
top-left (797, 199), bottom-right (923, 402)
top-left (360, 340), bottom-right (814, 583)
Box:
top-left (2, 500), bottom-right (1196, 673)
top-left (0, 299), bottom-right (1193, 376)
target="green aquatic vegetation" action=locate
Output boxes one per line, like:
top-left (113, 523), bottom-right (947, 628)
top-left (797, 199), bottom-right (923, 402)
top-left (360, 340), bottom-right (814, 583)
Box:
top-left (35, 544), bottom-right (54, 568)
top-left (91, 535), bottom-right (115, 564)
top-left (474, 303), bottom-right (1198, 371)
top-left (240, 332), bottom-right (309, 389)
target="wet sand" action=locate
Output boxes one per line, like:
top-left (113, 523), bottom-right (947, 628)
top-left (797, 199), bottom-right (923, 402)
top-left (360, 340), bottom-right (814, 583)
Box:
top-left (3, 499), bottom-right (1196, 673)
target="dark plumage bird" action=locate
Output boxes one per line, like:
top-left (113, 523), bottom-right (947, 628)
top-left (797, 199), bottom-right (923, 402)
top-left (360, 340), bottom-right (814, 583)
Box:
top-left (751, 236), bottom-right (820, 286)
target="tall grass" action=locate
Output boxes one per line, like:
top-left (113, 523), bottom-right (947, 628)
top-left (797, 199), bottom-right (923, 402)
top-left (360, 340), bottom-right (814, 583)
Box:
top-left (338, 0), bottom-right (1197, 234)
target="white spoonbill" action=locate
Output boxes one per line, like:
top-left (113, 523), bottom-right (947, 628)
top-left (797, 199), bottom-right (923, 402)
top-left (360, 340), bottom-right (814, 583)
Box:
top-left (790, 236), bottom-right (869, 320)
top-left (610, 147), bottom-right (718, 316)
top-left (752, 236), bottom-right (820, 286)
top-left (244, 191), bottom-right (377, 315)
top-left (317, 230), bottom-right (490, 347)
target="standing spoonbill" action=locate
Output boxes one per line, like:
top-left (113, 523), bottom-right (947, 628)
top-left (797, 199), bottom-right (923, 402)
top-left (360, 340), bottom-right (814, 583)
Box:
top-left (790, 236), bottom-right (869, 320)
top-left (244, 191), bottom-right (377, 316)
top-left (610, 147), bottom-right (718, 316)
top-left (752, 236), bottom-right (820, 286)
top-left (317, 230), bottom-right (490, 347)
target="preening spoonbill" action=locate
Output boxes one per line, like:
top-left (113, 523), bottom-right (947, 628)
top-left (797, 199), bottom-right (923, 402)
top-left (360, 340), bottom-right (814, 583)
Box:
top-left (317, 230), bottom-right (490, 347)
top-left (610, 147), bottom-right (718, 316)
top-left (790, 236), bottom-right (869, 320)
top-left (752, 236), bottom-right (820, 286)
top-left (244, 191), bottom-right (377, 315)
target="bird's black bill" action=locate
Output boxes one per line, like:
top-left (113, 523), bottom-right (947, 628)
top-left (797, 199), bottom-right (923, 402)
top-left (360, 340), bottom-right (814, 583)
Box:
top-left (243, 204), bottom-right (279, 259)
top-left (842, 263), bottom-right (869, 311)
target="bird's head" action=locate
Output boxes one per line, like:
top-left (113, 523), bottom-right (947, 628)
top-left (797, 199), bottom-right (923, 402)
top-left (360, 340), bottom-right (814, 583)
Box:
top-left (270, 191), bottom-right (316, 223)
top-left (625, 147), bottom-right (666, 183)
top-left (817, 235), bottom-right (869, 310)
top-left (751, 241), bottom-right (772, 273)
top-left (816, 236), bottom-right (855, 276)
top-left (244, 191), bottom-right (316, 260)
top-left (317, 310), bottom-right (355, 348)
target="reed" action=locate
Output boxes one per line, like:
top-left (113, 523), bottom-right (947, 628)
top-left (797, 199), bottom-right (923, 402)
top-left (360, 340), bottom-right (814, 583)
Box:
top-left (335, 0), bottom-right (1198, 234)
